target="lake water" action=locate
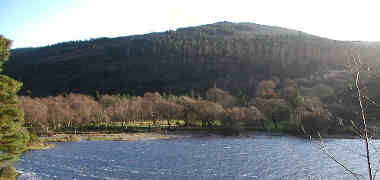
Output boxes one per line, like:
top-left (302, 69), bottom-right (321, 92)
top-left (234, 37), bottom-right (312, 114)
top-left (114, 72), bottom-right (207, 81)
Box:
top-left (15, 135), bottom-right (380, 180)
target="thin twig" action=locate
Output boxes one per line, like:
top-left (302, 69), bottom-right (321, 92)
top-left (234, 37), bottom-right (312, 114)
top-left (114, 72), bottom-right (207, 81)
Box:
top-left (317, 133), bottom-right (363, 180)
top-left (356, 65), bottom-right (373, 180)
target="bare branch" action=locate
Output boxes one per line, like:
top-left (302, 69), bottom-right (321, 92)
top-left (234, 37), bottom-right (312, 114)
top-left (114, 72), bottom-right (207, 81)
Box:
top-left (355, 57), bottom-right (373, 180)
top-left (317, 133), bottom-right (363, 180)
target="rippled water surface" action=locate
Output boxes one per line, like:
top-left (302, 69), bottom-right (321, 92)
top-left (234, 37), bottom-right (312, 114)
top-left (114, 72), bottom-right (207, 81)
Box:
top-left (15, 136), bottom-right (380, 180)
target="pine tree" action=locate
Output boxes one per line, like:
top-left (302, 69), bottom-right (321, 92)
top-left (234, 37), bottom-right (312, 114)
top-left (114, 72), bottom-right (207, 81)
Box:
top-left (0, 36), bottom-right (28, 169)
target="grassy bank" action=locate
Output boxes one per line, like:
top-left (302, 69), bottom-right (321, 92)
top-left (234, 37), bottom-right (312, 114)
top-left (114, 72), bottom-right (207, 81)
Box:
top-left (24, 142), bottom-right (56, 151)
top-left (39, 132), bottom-right (181, 143)
top-left (38, 125), bottom-right (367, 143)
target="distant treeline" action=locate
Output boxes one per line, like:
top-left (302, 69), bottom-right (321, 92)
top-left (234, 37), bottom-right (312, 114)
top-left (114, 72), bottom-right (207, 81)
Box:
top-left (20, 78), bottom-right (359, 136)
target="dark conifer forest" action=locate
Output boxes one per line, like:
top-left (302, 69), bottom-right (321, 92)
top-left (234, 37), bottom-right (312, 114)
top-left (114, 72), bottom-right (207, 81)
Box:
top-left (6, 22), bottom-right (380, 97)
top-left (5, 22), bottom-right (380, 136)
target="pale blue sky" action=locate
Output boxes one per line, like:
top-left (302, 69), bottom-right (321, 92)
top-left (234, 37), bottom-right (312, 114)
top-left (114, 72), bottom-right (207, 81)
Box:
top-left (1, 0), bottom-right (380, 48)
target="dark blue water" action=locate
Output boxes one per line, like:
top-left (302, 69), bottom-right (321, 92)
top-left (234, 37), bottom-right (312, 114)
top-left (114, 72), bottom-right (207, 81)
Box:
top-left (15, 136), bottom-right (380, 180)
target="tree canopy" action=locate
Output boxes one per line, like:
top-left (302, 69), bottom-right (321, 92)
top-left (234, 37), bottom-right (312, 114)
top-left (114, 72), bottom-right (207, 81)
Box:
top-left (0, 36), bottom-right (28, 168)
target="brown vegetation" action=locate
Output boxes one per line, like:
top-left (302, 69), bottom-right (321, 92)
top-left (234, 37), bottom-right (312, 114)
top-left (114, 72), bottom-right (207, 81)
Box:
top-left (19, 85), bottom-right (341, 136)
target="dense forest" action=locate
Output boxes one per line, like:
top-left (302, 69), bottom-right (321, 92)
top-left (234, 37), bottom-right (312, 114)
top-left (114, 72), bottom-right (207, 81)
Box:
top-left (6, 21), bottom-right (380, 97)
top-left (4, 21), bottom-right (380, 135)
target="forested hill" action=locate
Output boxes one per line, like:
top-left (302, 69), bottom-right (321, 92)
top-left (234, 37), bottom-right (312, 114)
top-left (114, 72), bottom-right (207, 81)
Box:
top-left (4, 21), bottom-right (380, 97)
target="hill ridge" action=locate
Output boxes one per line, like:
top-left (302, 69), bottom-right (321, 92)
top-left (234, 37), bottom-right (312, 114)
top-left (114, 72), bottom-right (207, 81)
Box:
top-left (4, 21), bottom-right (380, 96)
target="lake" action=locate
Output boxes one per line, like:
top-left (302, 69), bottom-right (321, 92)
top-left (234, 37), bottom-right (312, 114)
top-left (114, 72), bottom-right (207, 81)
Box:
top-left (15, 135), bottom-right (380, 180)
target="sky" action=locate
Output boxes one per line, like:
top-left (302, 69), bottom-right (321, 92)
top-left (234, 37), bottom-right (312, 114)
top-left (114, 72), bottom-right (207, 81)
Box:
top-left (1, 0), bottom-right (380, 49)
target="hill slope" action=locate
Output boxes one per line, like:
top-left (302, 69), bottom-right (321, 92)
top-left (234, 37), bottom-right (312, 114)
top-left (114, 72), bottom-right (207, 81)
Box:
top-left (4, 21), bottom-right (380, 96)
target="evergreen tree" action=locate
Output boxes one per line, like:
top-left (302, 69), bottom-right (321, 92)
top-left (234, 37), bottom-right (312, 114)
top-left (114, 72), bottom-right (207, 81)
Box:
top-left (0, 36), bottom-right (28, 169)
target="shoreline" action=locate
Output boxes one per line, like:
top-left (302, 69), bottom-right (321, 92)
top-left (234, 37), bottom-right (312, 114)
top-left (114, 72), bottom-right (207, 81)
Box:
top-left (39, 132), bottom-right (185, 143)
top-left (24, 143), bottom-right (56, 152)
top-left (21, 131), bottom-right (372, 156)
top-left (37, 130), bottom-right (368, 144)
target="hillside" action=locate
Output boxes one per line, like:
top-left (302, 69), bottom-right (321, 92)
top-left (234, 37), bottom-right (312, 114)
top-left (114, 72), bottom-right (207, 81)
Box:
top-left (4, 21), bottom-right (380, 97)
